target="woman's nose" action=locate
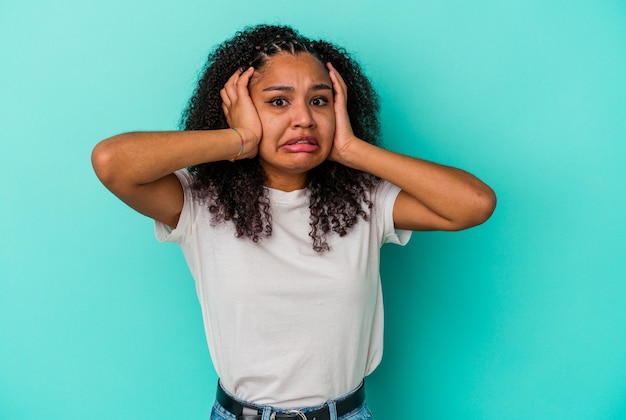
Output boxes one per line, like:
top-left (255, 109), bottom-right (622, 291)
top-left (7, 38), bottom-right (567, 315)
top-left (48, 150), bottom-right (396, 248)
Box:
top-left (291, 102), bottom-right (315, 128)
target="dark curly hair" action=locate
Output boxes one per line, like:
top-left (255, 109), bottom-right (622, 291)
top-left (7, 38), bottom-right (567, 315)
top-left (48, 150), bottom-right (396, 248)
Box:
top-left (181, 24), bottom-right (382, 252)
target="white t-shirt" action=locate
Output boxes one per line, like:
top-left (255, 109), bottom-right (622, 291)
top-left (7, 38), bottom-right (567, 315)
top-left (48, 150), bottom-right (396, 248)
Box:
top-left (155, 170), bottom-right (411, 407)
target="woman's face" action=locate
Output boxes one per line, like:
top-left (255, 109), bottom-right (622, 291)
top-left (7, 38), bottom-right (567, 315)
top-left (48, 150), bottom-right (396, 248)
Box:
top-left (249, 52), bottom-right (335, 190)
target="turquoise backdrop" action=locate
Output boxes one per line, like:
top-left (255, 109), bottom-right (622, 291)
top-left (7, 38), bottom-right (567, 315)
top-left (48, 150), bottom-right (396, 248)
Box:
top-left (2, 0), bottom-right (625, 418)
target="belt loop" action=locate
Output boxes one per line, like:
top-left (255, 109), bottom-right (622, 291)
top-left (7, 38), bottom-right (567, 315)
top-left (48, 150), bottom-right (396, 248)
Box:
top-left (261, 406), bottom-right (272, 420)
top-left (328, 401), bottom-right (338, 420)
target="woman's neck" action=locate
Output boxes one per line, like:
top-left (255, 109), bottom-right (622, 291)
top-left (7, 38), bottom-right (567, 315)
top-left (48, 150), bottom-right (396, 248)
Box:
top-left (263, 172), bottom-right (307, 192)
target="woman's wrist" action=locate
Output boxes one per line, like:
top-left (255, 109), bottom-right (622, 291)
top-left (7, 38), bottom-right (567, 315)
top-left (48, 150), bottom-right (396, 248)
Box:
top-left (230, 126), bottom-right (259, 160)
top-left (228, 128), bottom-right (244, 161)
top-left (331, 137), bottom-right (372, 169)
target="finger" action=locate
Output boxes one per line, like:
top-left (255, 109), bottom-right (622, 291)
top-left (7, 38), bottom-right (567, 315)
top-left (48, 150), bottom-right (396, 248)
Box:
top-left (235, 66), bottom-right (254, 95)
top-left (223, 69), bottom-right (243, 99)
top-left (221, 102), bottom-right (231, 125)
top-left (326, 63), bottom-right (348, 103)
top-left (326, 63), bottom-right (347, 88)
top-left (326, 63), bottom-right (353, 136)
top-left (220, 87), bottom-right (231, 107)
top-left (225, 68), bottom-right (242, 85)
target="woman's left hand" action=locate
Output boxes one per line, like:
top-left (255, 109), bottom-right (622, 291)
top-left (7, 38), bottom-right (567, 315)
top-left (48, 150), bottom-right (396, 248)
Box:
top-left (326, 62), bottom-right (360, 164)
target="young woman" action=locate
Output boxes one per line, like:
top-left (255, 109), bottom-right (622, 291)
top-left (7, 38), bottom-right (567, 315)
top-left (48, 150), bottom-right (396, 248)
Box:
top-left (92, 24), bottom-right (496, 420)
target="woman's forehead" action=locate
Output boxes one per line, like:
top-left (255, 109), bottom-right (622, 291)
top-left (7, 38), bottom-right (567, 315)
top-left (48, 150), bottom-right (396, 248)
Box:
top-left (250, 52), bottom-right (329, 87)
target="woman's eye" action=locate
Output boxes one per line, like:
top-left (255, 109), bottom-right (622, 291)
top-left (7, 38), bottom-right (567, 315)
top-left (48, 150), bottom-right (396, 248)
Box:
top-left (311, 97), bottom-right (329, 106)
top-left (269, 98), bottom-right (288, 107)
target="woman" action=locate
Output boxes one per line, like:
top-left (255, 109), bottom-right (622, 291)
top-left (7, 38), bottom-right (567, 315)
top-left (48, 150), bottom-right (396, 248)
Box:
top-left (92, 24), bottom-right (496, 420)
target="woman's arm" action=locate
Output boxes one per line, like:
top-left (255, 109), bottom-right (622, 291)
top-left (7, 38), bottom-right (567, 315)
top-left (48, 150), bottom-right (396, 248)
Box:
top-left (91, 67), bottom-right (261, 228)
top-left (326, 63), bottom-right (496, 231)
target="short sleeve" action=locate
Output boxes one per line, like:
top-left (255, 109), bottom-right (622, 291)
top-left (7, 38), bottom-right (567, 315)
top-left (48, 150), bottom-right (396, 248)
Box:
top-left (374, 181), bottom-right (412, 246)
top-left (154, 169), bottom-right (194, 244)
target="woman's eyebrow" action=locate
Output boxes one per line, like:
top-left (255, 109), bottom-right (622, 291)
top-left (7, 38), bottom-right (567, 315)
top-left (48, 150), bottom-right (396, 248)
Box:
top-left (261, 83), bottom-right (333, 92)
top-left (262, 85), bottom-right (294, 92)
top-left (312, 83), bottom-right (332, 91)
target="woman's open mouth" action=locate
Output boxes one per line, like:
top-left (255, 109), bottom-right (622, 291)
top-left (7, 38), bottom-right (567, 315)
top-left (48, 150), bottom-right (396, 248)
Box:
top-left (281, 136), bottom-right (319, 153)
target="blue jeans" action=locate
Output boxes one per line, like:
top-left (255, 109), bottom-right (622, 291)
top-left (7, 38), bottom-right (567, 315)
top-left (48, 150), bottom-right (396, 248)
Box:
top-left (210, 384), bottom-right (374, 420)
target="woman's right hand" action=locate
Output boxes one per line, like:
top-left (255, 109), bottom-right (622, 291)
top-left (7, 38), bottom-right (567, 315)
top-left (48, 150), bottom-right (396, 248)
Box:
top-left (220, 67), bottom-right (262, 159)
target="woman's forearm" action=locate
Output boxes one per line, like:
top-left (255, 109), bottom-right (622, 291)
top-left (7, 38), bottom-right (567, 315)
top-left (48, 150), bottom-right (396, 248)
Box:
top-left (336, 139), bottom-right (496, 229)
top-left (91, 129), bottom-right (242, 189)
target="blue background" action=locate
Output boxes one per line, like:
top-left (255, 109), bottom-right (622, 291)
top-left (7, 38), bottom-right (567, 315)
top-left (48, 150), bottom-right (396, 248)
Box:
top-left (2, 0), bottom-right (625, 418)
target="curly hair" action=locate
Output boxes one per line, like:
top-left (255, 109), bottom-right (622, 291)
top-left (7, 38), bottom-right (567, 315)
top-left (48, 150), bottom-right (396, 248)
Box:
top-left (181, 24), bottom-right (382, 252)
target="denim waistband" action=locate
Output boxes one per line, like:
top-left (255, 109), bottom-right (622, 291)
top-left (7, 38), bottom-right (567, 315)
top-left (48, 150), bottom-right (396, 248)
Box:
top-left (215, 380), bottom-right (366, 420)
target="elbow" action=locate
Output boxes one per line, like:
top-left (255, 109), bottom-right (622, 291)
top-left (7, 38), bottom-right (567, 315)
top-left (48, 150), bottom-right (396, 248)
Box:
top-left (464, 186), bottom-right (497, 229)
top-left (445, 186), bottom-right (496, 231)
top-left (91, 140), bottom-right (121, 188)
